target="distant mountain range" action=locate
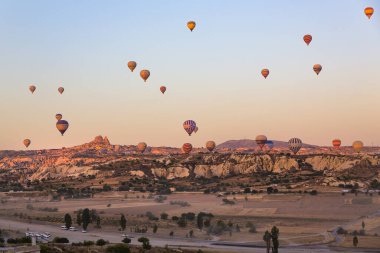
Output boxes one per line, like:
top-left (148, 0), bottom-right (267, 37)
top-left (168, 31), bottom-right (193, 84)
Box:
top-left (216, 139), bottom-right (318, 149)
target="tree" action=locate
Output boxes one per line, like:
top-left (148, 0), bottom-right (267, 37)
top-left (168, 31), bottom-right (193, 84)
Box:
top-left (189, 230), bottom-right (194, 238)
top-left (153, 224), bottom-right (158, 233)
top-left (76, 209), bottom-right (83, 226)
top-left (362, 221), bottom-right (365, 230)
top-left (120, 214), bottom-right (127, 231)
top-left (160, 212), bottom-right (168, 220)
top-left (138, 237), bottom-right (151, 250)
top-left (82, 208), bottom-right (91, 231)
top-left (271, 226), bottom-right (280, 253)
top-left (353, 236), bottom-right (358, 247)
top-left (96, 216), bottom-right (101, 228)
top-left (263, 231), bottom-right (271, 253)
top-left (106, 244), bottom-right (131, 253)
top-left (64, 213), bottom-right (72, 229)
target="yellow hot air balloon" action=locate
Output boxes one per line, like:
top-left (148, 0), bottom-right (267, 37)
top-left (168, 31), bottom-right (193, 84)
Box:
top-left (206, 141), bottom-right (216, 152)
top-left (23, 139), bottom-right (31, 148)
top-left (29, 85), bottom-right (36, 94)
top-left (137, 142), bottom-right (147, 153)
top-left (364, 7), bottom-right (374, 19)
top-left (187, 21), bottom-right (196, 32)
top-left (352, 141), bottom-right (363, 153)
top-left (128, 61), bottom-right (137, 72)
top-left (140, 70), bottom-right (150, 82)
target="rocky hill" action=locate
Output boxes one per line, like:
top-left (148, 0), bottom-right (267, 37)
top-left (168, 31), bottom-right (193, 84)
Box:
top-left (0, 136), bottom-right (380, 191)
top-left (217, 139), bottom-right (317, 149)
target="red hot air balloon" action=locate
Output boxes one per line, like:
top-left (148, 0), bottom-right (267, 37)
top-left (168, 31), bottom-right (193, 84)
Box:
top-left (313, 64), bottom-right (322, 75)
top-left (332, 139), bottom-right (341, 149)
top-left (29, 85), bottom-right (36, 94)
top-left (140, 70), bottom-right (150, 82)
top-left (160, 86), bottom-right (166, 94)
top-left (261, 69), bottom-right (270, 79)
top-left (303, 34), bottom-right (312, 46)
top-left (23, 139), bottom-right (31, 148)
top-left (58, 87), bottom-right (64, 94)
top-left (182, 143), bottom-right (193, 154)
top-left (55, 114), bottom-right (62, 121)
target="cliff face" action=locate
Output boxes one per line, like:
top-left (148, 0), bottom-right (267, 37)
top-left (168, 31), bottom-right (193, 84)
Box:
top-left (1, 136), bottom-right (380, 185)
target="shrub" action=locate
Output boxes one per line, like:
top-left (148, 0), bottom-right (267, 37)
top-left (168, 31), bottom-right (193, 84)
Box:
top-left (106, 244), bottom-right (131, 253)
top-left (222, 198), bottom-right (235, 205)
top-left (52, 237), bottom-right (69, 243)
top-left (96, 239), bottom-right (109, 246)
top-left (122, 237), bottom-right (131, 244)
top-left (83, 240), bottom-right (94, 246)
top-left (310, 190), bottom-right (318, 195)
top-left (160, 212), bottom-right (168, 220)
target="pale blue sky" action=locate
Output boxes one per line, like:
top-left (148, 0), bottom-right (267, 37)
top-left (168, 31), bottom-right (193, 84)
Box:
top-left (1, 0), bottom-right (380, 149)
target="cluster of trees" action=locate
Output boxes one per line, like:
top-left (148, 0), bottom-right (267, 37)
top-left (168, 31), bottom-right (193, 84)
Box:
top-left (64, 208), bottom-right (101, 231)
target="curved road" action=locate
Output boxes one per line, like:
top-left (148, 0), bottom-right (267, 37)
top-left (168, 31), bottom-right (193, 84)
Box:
top-left (0, 218), bottom-right (377, 253)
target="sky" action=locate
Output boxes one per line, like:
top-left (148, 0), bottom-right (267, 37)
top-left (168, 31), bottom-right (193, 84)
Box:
top-left (1, 0), bottom-right (380, 150)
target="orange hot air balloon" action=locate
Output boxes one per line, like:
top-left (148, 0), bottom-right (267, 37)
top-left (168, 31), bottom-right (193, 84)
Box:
top-left (23, 139), bottom-right (31, 148)
top-left (182, 143), bottom-right (193, 154)
top-left (332, 139), bottom-right (341, 149)
top-left (206, 141), bottom-right (216, 152)
top-left (56, 120), bottom-right (69, 136)
top-left (352, 141), bottom-right (363, 153)
top-left (160, 86), bottom-right (166, 94)
top-left (313, 64), bottom-right (322, 75)
top-left (58, 87), bottom-right (64, 94)
top-left (137, 142), bottom-right (147, 153)
top-left (303, 34), bottom-right (312, 46)
top-left (187, 21), bottom-right (196, 32)
top-left (29, 85), bottom-right (36, 94)
top-left (364, 7), bottom-right (374, 19)
top-left (140, 70), bottom-right (150, 82)
top-left (261, 69), bottom-right (270, 79)
top-left (55, 114), bottom-right (62, 121)
top-left (128, 61), bottom-right (137, 72)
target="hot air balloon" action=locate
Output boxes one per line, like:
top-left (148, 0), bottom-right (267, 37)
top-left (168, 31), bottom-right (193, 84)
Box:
top-left (303, 34), bottom-right (312, 46)
top-left (23, 139), bottom-right (31, 148)
top-left (288, 138), bottom-right (302, 154)
top-left (182, 143), bottom-right (193, 154)
top-left (265, 140), bottom-right (274, 151)
top-left (332, 139), bottom-right (341, 149)
top-left (58, 87), bottom-right (64, 94)
top-left (313, 64), bottom-right (322, 75)
top-left (137, 142), bottom-right (147, 153)
top-left (160, 86), bottom-right (166, 94)
top-left (55, 114), bottom-right (62, 121)
top-left (352, 141), bottom-right (363, 153)
top-left (206, 141), bottom-right (216, 152)
top-left (364, 7), bottom-right (374, 19)
top-left (256, 135), bottom-right (267, 150)
top-left (140, 70), bottom-right (150, 82)
top-left (261, 69), bottom-right (270, 79)
top-left (187, 21), bottom-right (196, 32)
top-left (183, 120), bottom-right (196, 136)
top-left (29, 85), bottom-right (36, 94)
top-left (56, 120), bottom-right (69, 136)
top-left (128, 61), bottom-right (137, 72)
top-left (194, 126), bottom-right (199, 133)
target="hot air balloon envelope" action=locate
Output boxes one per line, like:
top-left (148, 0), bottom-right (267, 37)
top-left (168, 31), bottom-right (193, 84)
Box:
top-left (187, 21), bottom-right (196, 31)
top-left (56, 120), bottom-right (69, 136)
top-left (128, 61), bottom-right (137, 72)
top-left (183, 120), bottom-right (196, 136)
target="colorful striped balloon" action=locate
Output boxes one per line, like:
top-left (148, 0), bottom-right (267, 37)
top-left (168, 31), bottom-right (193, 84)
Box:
top-left (182, 143), bottom-right (193, 154)
top-left (183, 120), bottom-right (196, 136)
top-left (303, 34), bottom-right (312, 46)
top-left (288, 138), bottom-right (302, 154)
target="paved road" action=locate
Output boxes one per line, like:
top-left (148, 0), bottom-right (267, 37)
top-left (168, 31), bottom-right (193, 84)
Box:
top-left (0, 218), bottom-right (377, 253)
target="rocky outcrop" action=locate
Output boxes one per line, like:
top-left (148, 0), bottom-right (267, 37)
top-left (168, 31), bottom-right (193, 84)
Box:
top-left (151, 167), bottom-right (190, 180)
